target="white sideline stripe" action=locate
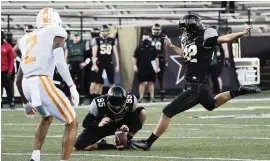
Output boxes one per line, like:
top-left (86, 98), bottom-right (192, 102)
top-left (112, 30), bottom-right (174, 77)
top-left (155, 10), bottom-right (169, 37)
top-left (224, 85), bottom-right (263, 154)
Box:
top-left (2, 135), bottom-right (270, 140)
top-left (1, 153), bottom-right (270, 161)
top-left (2, 123), bottom-right (270, 127)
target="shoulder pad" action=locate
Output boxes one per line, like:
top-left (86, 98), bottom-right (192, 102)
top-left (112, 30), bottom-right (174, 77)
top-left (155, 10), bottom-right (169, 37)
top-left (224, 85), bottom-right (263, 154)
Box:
top-left (47, 26), bottom-right (67, 39)
top-left (95, 95), bottom-right (108, 108)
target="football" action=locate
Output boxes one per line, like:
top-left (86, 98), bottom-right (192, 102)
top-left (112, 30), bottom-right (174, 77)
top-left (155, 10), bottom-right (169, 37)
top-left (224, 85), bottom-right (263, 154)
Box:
top-left (114, 129), bottom-right (128, 150)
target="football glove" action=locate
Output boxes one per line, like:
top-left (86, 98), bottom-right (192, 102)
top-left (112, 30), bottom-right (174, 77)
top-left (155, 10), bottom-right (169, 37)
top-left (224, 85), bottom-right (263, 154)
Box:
top-left (70, 85), bottom-right (79, 107)
top-left (23, 102), bottom-right (36, 118)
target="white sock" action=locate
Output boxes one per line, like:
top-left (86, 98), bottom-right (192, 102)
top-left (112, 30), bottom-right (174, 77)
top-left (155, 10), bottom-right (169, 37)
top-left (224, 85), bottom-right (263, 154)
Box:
top-left (60, 160), bottom-right (67, 161)
top-left (31, 150), bottom-right (40, 161)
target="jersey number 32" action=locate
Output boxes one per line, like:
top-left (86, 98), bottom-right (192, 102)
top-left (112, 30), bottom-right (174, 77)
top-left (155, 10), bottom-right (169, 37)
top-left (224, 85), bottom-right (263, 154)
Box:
top-left (184, 44), bottom-right (198, 63)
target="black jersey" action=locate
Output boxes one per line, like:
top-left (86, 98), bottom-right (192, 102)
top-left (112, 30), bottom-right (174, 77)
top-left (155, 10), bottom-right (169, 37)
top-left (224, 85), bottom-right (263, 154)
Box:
top-left (151, 34), bottom-right (166, 62)
top-left (91, 36), bottom-right (117, 62)
top-left (89, 94), bottom-right (137, 122)
top-left (181, 28), bottom-right (219, 82)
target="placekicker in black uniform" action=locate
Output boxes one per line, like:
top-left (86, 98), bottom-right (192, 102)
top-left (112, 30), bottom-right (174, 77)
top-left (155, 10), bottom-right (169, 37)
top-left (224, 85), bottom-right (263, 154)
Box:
top-left (131, 14), bottom-right (261, 151)
top-left (74, 86), bottom-right (147, 151)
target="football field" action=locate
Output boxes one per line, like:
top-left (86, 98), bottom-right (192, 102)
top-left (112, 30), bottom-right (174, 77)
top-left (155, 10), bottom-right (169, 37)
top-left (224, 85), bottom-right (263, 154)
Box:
top-left (2, 93), bottom-right (270, 161)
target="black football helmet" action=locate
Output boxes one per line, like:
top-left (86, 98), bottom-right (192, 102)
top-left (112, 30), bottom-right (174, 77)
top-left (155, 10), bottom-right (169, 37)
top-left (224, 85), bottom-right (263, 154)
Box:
top-left (91, 27), bottom-right (100, 38)
top-left (24, 25), bottom-right (35, 34)
top-left (152, 23), bottom-right (162, 36)
top-left (178, 14), bottom-right (203, 37)
top-left (100, 24), bottom-right (110, 37)
top-left (107, 86), bottom-right (127, 114)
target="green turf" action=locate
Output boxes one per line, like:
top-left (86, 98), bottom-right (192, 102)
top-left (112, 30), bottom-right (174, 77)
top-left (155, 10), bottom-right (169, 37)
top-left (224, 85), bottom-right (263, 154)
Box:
top-left (2, 97), bottom-right (270, 161)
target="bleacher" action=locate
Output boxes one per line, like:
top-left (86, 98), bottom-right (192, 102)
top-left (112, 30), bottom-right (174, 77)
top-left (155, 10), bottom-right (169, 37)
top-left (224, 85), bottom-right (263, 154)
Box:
top-left (1, 1), bottom-right (270, 39)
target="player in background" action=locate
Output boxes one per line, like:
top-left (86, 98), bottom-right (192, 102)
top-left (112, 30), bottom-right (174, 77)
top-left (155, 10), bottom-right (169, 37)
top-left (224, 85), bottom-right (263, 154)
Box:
top-left (80, 27), bottom-right (101, 102)
top-left (151, 23), bottom-right (168, 101)
top-left (91, 24), bottom-right (120, 93)
top-left (131, 14), bottom-right (261, 150)
top-left (66, 31), bottom-right (86, 105)
top-left (15, 8), bottom-right (79, 161)
top-left (210, 42), bottom-right (230, 94)
top-left (74, 86), bottom-right (147, 150)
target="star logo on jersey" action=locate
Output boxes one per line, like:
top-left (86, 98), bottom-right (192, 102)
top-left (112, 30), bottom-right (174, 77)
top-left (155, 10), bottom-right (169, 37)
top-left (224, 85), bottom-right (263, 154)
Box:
top-left (100, 40), bottom-right (103, 43)
top-left (170, 55), bottom-right (185, 85)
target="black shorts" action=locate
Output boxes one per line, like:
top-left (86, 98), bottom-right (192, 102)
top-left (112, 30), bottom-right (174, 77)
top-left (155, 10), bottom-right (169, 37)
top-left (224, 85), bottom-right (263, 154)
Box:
top-left (74, 107), bottom-right (145, 150)
top-left (93, 60), bottom-right (115, 84)
top-left (216, 63), bottom-right (223, 77)
top-left (137, 68), bottom-right (156, 83)
top-left (163, 80), bottom-right (216, 118)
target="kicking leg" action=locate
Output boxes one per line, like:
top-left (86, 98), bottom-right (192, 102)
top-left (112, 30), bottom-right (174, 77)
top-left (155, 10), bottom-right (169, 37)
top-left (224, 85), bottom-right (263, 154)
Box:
top-left (30, 115), bottom-right (53, 161)
top-left (132, 88), bottom-right (199, 150)
top-left (215, 85), bottom-right (261, 108)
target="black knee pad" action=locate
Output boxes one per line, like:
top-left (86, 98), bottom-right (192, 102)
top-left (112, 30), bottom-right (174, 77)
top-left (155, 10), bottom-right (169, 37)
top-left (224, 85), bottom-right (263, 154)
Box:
top-left (203, 100), bottom-right (216, 111)
top-left (129, 121), bottom-right (143, 133)
top-left (74, 139), bottom-right (86, 150)
top-left (162, 104), bottom-right (175, 118)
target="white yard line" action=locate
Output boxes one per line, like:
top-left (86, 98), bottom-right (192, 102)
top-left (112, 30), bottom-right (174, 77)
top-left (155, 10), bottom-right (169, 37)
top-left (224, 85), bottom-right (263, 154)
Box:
top-left (1, 153), bottom-right (270, 161)
top-left (2, 135), bottom-right (270, 140)
top-left (2, 123), bottom-right (270, 127)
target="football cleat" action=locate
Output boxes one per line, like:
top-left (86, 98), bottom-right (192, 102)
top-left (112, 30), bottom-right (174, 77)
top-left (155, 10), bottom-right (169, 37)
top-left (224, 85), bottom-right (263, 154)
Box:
top-left (28, 159), bottom-right (35, 161)
top-left (239, 85), bottom-right (261, 95)
top-left (130, 139), bottom-right (151, 151)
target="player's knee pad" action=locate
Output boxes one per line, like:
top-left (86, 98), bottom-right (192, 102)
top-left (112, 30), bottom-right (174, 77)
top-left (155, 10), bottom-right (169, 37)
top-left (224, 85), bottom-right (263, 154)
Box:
top-left (74, 139), bottom-right (86, 150)
top-left (129, 121), bottom-right (143, 133)
top-left (204, 105), bottom-right (216, 111)
top-left (162, 104), bottom-right (176, 118)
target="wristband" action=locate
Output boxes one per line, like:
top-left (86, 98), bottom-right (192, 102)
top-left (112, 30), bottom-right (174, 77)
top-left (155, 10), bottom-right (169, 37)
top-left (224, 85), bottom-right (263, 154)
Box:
top-left (85, 58), bottom-right (91, 65)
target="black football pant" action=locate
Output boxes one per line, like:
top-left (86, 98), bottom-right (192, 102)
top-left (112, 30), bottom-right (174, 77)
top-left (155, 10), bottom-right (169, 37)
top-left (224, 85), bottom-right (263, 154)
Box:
top-left (74, 107), bottom-right (145, 150)
top-left (163, 80), bottom-right (216, 118)
top-left (95, 60), bottom-right (115, 84)
top-left (1, 71), bottom-right (15, 105)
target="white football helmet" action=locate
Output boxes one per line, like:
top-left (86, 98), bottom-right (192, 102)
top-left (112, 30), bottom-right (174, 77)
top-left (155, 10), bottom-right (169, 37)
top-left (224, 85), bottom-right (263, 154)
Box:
top-left (35, 8), bottom-right (62, 29)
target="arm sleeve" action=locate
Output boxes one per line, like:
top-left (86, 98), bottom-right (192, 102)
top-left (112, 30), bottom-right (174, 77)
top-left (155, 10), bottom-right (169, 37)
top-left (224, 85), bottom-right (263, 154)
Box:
top-left (53, 48), bottom-right (74, 87)
top-left (52, 26), bottom-right (68, 39)
top-left (82, 112), bottom-right (100, 128)
top-left (90, 38), bottom-right (97, 46)
top-left (89, 100), bottom-right (99, 117)
top-left (203, 28), bottom-right (219, 48)
top-left (7, 45), bottom-right (15, 74)
top-left (132, 95), bottom-right (138, 112)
